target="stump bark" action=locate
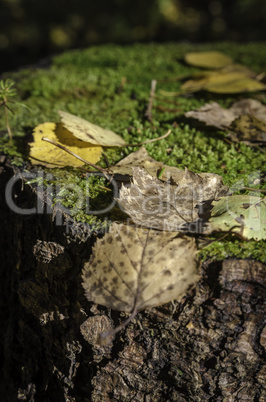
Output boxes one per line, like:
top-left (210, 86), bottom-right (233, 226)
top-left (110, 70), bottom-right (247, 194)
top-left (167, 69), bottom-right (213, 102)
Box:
top-left (0, 163), bottom-right (265, 401)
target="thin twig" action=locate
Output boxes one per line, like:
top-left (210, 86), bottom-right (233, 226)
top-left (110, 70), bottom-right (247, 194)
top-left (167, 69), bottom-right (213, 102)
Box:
top-left (98, 185), bottom-right (112, 192)
top-left (100, 305), bottom-right (139, 343)
top-left (199, 225), bottom-right (247, 248)
top-left (102, 152), bottom-right (111, 168)
top-left (42, 128), bottom-right (171, 177)
top-left (239, 186), bottom-right (266, 193)
top-left (223, 135), bottom-right (241, 152)
top-left (42, 137), bottom-right (109, 178)
top-left (4, 103), bottom-right (12, 140)
top-left (145, 79), bottom-right (157, 122)
top-left (119, 129), bottom-right (171, 147)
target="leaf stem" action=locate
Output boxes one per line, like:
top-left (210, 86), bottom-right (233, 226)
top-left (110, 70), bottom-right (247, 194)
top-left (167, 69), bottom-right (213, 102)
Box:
top-left (4, 100), bottom-right (13, 140)
top-left (100, 305), bottom-right (139, 343)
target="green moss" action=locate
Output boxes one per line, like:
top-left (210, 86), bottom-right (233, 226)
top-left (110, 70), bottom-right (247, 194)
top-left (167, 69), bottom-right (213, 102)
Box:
top-left (199, 237), bottom-right (266, 264)
top-left (0, 137), bottom-right (25, 165)
top-left (1, 42), bottom-right (265, 260)
top-left (27, 168), bottom-right (128, 228)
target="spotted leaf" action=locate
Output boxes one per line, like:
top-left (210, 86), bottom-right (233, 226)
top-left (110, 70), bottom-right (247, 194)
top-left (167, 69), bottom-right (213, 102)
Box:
top-left (82, 223), bottom-right (199, 313)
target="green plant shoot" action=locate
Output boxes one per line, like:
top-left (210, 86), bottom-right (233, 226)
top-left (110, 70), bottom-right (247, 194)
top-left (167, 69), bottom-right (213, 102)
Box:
top-left (0, 79), bottom-right (29, 140)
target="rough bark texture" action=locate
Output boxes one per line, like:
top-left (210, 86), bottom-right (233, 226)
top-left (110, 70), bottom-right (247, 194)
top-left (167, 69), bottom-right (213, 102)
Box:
top-left (1, 163), bottom-right (265, 401)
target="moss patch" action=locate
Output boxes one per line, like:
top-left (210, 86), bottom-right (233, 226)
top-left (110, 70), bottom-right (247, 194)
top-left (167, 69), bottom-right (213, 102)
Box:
top-left (1, 42), bottom-right (266, 261)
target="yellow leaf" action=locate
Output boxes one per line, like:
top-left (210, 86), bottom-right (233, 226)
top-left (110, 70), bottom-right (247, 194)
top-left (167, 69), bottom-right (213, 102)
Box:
top-left (58, 110), bottom-right (126, 146)
top-left (181, 71), bottom-right (266, 94)
top-left (205, 75), bottom-right (266, 94)
top-left (185, 51), bottom-right (233, 69)
top-left (29, 122), bottom-right (103, 167)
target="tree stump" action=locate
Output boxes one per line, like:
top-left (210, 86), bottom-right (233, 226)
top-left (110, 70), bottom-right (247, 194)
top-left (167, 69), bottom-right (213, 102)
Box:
top-left (0, 43), bottom-right (265, 401)
top-left (1, 162), bottom-right (265, 401)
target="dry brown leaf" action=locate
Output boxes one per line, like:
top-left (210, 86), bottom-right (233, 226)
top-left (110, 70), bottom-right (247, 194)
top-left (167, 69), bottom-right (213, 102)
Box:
top-left (230, 114), bottom-right (266, 143)
top-left (110, 148), bottom-right (228, 191)
top-left (110, 147), bottom-right (163, 177)
top-left (185, 102), bottom-right (236, 130)
top-left (118, 167), bottom-right (227, 231)
top-left (185, 98), bottom-right (266, 128)
top-left (82, 223), bottom-right (199, 313)
top-left (115, 146), bottom-right (157, 166)
top-left (229, 99), bottom-right (266, 122)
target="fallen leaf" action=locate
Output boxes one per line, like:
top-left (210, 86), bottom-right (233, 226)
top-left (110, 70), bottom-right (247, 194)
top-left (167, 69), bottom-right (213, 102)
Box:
top-left (29, 122), bottom-right (103, 167)
top-left (115, 146), bottom-right (156, 166)
top-left (110, 148), bottom-right (228, 194)
top-left (185, 98), bottom-right (266, 143)
top-left (205, 75), bottom-right (266, 94)
top-left (110, 147), bottom-right (163, 177)
top-left (205, 195), bottom-right (266, 240)
top-left (118, 167), bottom-right (227, 231)
top-left (82, 223), bottom-right (199, 313)
top-left (181, 70), bottom-right (266, 94)
top-left (185, 51), bottom-right (233, 69)
top-left (185, 102), bottom-right (236, 130)
top-left (230, 98), bottom-right (266, 123)
top-left (230, 114), bottom-right (266, 143)
top-left (58, 110), bottom-right (126, 146)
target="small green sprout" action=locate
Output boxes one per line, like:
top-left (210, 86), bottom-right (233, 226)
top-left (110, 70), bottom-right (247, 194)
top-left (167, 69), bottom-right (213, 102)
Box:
top-left (158, 167), bottom-right (166, 179)
top-left (0, 79), bottom-right (29, 140)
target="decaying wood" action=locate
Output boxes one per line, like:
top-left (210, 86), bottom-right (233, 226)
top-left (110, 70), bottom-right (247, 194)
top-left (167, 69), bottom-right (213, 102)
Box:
top-left (0, 163), bottom-right (265, 401)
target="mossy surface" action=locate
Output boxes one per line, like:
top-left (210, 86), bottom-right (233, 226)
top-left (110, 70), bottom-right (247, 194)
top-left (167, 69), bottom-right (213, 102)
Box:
top-left (1, 42), bottom-right (265, 261)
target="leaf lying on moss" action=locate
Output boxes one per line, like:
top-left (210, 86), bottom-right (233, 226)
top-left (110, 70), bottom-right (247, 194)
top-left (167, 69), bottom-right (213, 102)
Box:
top-left (82, 223), bottom-right (199, 313)
top-left (58, 110), bottom-right (126, 146)
top-left (185, 98), bottom-right (266, 143)
top-left (118, 166), bottom-right (227, 231)
top-left (229, 98), bottom-right (266, 123)
top-left (185, 102), bottom-right (236, 130)
top-left (110, 147), bottom-right (228, 190)
top-left (230, 114), bottom-right (266, 143)
top-left (205, 195), bottom-right (266, 240)
top-left (185, 98), bottom-right (266, 130)
top-left (109, 147), bottom-right (164, 177)
top-left (184, 51), bottom-right (233, 69)
top-left (181, 68), bottom-right (266, 94)
top-left (29, 122), bottom-right (103, 167)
